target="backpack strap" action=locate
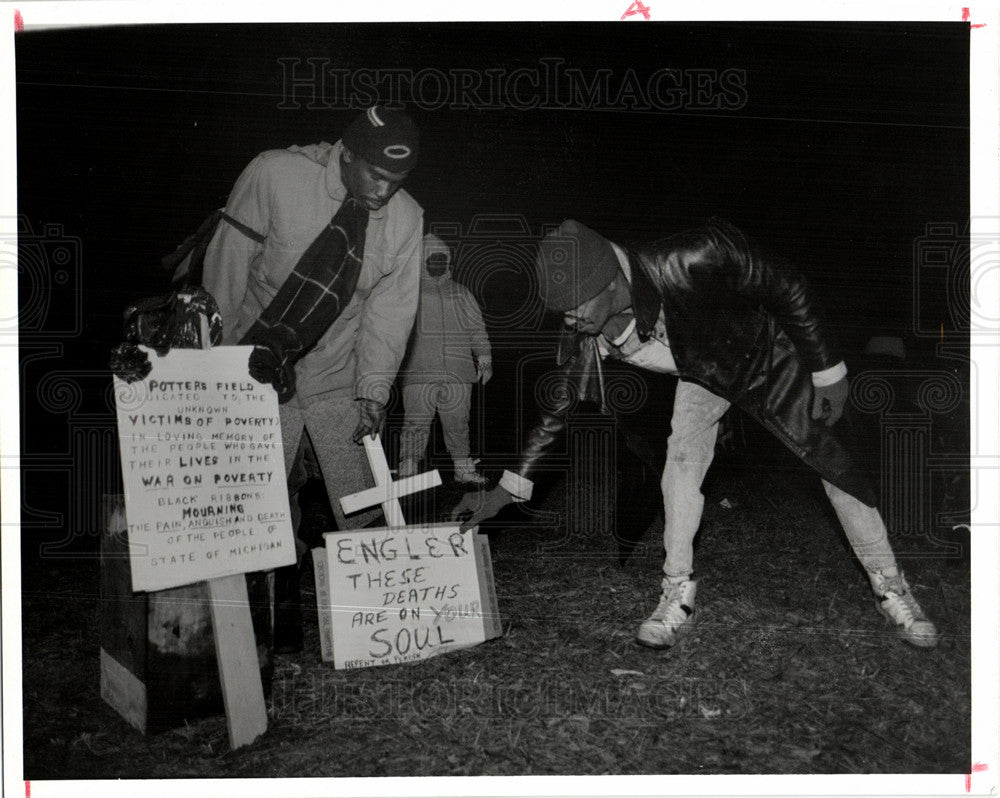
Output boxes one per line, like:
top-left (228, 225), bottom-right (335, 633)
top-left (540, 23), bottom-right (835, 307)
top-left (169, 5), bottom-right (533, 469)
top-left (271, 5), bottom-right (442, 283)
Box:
top-left (164, 209), bottom-right (266, 286)
top-left (219, 211), bottom-right (266, 244)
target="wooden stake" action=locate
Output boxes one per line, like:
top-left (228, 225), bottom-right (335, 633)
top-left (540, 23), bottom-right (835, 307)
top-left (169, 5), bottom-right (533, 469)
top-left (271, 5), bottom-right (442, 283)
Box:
top-left (200, 313), bottom-right (268, 749)
top-left (207, 574), bottom-right (268, 748)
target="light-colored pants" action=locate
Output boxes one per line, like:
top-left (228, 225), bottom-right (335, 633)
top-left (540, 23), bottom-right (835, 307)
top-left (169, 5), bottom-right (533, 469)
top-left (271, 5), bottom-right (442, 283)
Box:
top-left (279, 393), bottom-right (380, 530)
top-left (398, 381), bottom-right (473, 467)
top-left (662, 379), bottom-right (898, 579)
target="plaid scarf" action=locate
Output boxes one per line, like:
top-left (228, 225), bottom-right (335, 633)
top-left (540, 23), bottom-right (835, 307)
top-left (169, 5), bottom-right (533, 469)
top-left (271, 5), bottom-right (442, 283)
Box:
top-left (240, 196), bottom-right (369, 402)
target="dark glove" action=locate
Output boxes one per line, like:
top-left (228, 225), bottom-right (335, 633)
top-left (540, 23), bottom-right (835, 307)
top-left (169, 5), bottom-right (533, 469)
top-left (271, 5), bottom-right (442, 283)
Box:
top-left (109, 342), bottom-right (152, 383)
top-left (352, 398), bottom-right (386, 443)
top-left (811, 377), bottom-right (849, 426)
top-left (450, 485), bottom-right (515, 532)
top-left (247, 346), bottom-right (296, 404)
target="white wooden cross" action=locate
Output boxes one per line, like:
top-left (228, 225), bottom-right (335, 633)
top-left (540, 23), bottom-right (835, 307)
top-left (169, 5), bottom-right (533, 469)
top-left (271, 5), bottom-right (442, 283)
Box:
top-left (339, 434), bottom-right (442, 526)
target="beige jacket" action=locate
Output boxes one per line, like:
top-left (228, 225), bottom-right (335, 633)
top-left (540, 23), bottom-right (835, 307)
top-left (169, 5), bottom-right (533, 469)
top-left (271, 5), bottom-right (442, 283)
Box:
top-left (202, 140), bottom-right (423, 404)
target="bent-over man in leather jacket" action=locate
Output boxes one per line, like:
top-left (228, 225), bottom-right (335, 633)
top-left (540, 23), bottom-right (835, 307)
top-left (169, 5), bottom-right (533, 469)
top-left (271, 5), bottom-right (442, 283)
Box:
top-left (454, 218), bottom-right (938, 651)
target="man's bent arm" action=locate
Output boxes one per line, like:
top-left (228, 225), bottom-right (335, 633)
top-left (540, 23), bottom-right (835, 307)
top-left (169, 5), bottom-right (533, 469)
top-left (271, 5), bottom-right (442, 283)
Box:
top-left (680, 223), bottom-right (845, 375)
top-left (202, 154), bottom-right (272, 344)
top-left (355, 218), bottom-right (423, 406)
top-left (461, 288), bottom-right (492, 363)
top-left (499, 334), bottom-right (604, 501)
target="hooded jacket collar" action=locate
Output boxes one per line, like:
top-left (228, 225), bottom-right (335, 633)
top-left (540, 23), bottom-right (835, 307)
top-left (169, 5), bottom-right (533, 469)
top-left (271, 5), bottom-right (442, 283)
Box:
top-left (322, 139), bottom-right (388, 220)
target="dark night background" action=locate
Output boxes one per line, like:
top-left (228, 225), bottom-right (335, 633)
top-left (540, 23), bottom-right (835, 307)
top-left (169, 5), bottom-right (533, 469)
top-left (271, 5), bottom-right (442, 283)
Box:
top-left (16, 22), bottom-right (969, 562)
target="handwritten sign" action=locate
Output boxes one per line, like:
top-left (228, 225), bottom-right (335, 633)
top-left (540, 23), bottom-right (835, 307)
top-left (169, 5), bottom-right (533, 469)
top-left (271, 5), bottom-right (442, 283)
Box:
top-left (316, 524), bottom-right (500, 669)
top-left (113, 346), bottom-right (295, 592)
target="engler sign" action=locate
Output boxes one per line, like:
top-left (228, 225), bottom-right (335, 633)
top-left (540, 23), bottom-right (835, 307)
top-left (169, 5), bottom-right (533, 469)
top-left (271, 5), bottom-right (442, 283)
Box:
top-left (316, 523), bottom-right (500, 669)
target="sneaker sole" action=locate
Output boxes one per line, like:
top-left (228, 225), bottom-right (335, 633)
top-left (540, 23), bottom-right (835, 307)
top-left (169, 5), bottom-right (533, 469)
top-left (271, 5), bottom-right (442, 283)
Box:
top-left (634, 635), bottom-right (676, 650)
top-left (875, 600), bottom-right (940, 649)
top-left (634, 614), bottom-right (695, 650)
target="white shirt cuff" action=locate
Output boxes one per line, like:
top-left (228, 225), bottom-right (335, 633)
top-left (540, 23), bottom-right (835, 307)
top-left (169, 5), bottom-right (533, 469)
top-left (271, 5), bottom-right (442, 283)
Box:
top-left (499, 470), bottom-right (532, 502)
top-left (608, 317), bottom-right (637, 347)
top-left (812, 361), bottom-right (848, 387)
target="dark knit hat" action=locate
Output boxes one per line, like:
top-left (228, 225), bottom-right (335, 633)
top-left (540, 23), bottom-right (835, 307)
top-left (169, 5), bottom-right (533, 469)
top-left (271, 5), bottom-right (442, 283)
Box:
top-left (342, 106), bottom-right (419, 172)
top-left (536, 219), bottom-right (620, 311)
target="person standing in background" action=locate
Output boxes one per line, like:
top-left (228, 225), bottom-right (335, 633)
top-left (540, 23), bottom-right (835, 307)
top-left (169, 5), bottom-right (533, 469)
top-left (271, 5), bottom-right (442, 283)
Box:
top-left (398, 233), bottom-right (492, 485)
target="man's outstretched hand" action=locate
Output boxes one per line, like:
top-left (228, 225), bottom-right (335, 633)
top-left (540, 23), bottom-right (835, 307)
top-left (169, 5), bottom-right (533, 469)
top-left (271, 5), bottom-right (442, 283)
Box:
top-left (450, 484), bottom-right (515, 532)
top-left (811, 377), bottom-right (849, 426)
top-left (352, 398), bottom-right (387, 443)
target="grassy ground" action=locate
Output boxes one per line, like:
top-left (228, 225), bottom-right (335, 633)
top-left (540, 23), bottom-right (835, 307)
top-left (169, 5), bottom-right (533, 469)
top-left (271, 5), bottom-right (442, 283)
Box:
top-left (21, 459), bottom-right (970, 779)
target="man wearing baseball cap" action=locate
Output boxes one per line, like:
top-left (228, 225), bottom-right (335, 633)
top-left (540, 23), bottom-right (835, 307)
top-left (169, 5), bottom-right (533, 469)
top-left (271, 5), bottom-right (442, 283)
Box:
top-left (454, 218), bottom-right (939, 652)
top-left (202, 105), bottom-right (422, 649)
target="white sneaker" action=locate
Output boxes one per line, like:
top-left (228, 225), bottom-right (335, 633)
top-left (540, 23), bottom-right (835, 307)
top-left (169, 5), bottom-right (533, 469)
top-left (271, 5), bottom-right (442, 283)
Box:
top-left (453, 458), bottom-right (488, 486)
top-left (870, 572), bottom-right (939, 649)
top-left (454, 469), bottom-right (488, 486)
top-left (636, 579), bottom-right (697, 649)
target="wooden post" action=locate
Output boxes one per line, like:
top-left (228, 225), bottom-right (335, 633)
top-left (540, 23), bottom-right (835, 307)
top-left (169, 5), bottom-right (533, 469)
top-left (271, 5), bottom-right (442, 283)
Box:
top-left (100, 493), bottom-right (276, 736)
top-left (200, 315), bottom-right (268, 749)
top-left (206, 574), bottom-right (268, 748)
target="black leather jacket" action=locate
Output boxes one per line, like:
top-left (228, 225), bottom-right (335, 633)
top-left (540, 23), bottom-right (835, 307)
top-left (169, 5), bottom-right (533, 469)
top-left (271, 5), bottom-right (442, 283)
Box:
top-left (516, 220), bottom-right (875, 506)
